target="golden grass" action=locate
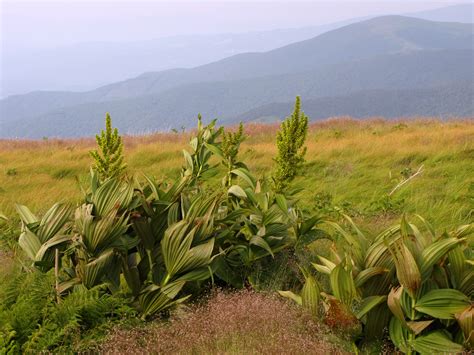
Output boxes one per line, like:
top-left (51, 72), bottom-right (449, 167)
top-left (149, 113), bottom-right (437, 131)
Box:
top-left (1, 118), bottom-right (473, 230)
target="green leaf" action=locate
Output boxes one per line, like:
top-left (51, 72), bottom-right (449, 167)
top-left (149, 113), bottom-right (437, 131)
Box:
top-left (354, 267), bottom-right (388, 288)
top-left (412, 330), bottom-right (464, 354)
top-left (231, 168), bottom-right (256, 189)
top-left (37, 203), bottom-right (72, 243)
top-left (389, 317), bottom-right (410, 353)
top-left (249, 235), bottom-right (274, 258)
top-left (204, 142), bottom-right (223, 159)
top-left (455, 306), bottom-right (473, 349)
top-left (356, 295), bottom-right (387, 320)
top-left (330, 262), bottom-right (357, 305)
top-left (387, 286), bottom-right (407, 325)
top-left (278, 290), bottom-right (302, 305)
top-left (420, 237), bottom-right (464, 278)
top-left (301, 275), bottom-right (320, 317)
top-left (228, 185), bottom-right (247, 199)
top-left (183, 149), bottom-right (194, 171)
top-left (35, 234), bottom-right (71, 262)
top-left (15, 204), bottom-right (39, 225)
top-left (407, 320), bottom-right (433, 335)
top-left (386, 238), bottom-right (421, 299)
top-left (415, 289), bottom-right (470, 319)
top-left (18, 229), bottom-right (42, 261)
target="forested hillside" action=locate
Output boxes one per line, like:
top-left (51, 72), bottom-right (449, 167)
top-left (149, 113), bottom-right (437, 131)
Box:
top-left (1, 16), bottom-right (473, 137)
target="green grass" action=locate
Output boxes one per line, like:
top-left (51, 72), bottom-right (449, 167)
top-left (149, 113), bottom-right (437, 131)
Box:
top-left (0, 117), bottom-right (472, 353)
top-left (1, 118), bottom-right (472, 231)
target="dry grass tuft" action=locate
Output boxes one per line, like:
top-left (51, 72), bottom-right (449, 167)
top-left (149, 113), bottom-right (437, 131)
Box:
top-left (100, 290), bottom-right (348, 354)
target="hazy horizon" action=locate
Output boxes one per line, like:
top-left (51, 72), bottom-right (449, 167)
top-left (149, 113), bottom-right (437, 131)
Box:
top-left (2, 1), bottom-right (470, 50)
top-left (0, 0), bottom-right (472, 98)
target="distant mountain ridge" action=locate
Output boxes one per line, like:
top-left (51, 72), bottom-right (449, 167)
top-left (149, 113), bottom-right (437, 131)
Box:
top-left (1, 15), bottom-right (473, 138)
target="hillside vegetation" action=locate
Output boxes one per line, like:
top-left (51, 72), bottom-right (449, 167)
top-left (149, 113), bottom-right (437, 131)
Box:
top-left (2, 16), bottom-right (473, 137)
top-left (0, 114), bottom-right (473, 353)
top-left (1, 118), bottom-right (472, 230)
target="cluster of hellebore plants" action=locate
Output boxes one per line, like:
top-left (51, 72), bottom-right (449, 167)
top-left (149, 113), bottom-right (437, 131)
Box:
top-left (13, 117), bottom-right (472, 354)
top-left (15, 118), bottom-right (321, 320)
top-left (280, 214), bottom-right (473, 353)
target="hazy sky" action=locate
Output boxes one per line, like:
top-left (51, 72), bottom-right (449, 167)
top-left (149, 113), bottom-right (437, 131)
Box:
top-left (1, 0), bottom-right (470, 50)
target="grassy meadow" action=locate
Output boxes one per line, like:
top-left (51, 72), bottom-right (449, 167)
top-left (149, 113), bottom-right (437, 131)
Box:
top-left (1, 118), bottom-right (473, 231)
top-left (0, 116), bottom-right (473, 353)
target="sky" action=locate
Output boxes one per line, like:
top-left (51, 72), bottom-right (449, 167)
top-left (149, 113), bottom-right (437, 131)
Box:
top-left (1, 0), bottom-right (470, 50)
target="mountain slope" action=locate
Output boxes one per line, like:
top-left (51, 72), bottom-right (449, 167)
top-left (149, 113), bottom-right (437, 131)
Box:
top-left (2, 20), bottom-right (358, 98)
top-left (1, 16), bottom-right (473, 137)
top-left (409, 4), bottom-right (473, 23)
top-left (234, 81), bottom-right (474, 122)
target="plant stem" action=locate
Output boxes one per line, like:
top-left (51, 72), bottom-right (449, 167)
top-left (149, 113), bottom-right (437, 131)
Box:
top-left (407, 296), bottom-right (416, 355)
top-left (55, 248), bottom-right (60, 304)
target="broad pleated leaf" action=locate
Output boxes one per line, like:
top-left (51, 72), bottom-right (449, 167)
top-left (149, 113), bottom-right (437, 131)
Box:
top-left (18, 229), bottom-right (41, 261)
top-left (412, 330), bottom-right (463, 354)
top-left (330, 263), bottom-right (357, 305)
top-left (278, 290), bottom-right (302, 305)
top-left (387, 238), bottom-right (421, 298)
top-left (92, 178), bottom-right (134, 216)
top-left (356, 295), bottom-right (387, 320)
top-left (407, 320), bottom-right (433, 335)
top-left (249, 235), bottom-right (274, 257)
top-left (448, 246), bottom-right (466, 288)
top-left (35, 234), bottom-right (71, 262)
top-left (455, 306), bottom-right (473, 348)
top-left (231, 168), bottom-right (256, 189)
top-left (228, 185), bottom-right (247, 199)
top-left (37, 203), bottom-right (72, 243)
top-left (415, 289), bottom-right (470, 319)
top-left (389, 317), bottom-right (410, 353)
top-left (15, 204), bottom-right (39, 225)
top-left (301, 275), bottom-right (320, 317)
top-left (387, 286), bottom-right (407, 325)
top-left (83, 248), bottom-right (116, 288)
top-left (139, 281), bottom-right (188, 318)
top-left (420, 237), bottom-right (464, 278)
top-left (354, 267), bottom-right (388, 288)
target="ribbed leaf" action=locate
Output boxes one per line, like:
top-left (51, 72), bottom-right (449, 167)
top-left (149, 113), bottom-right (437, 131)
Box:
top-left (278, 291), bottom-right (302, 305)
top-left (312, 262), bottom-right (331, 275)
top-left (415, 289), bottom-right (470, 319)
top-left (407, 320), bottom-right (433, 335)
top-left (387, 286), bottom-right (407, 325)
top-left (412, 330), bottom-right (463, 354)
top-left (356, 295), bottom-right (387, 320)
top-left (161, 221), bottom-right (194, 277)
top-left (231, 168), bottom-right (256, 189)
top-left (132, 218), bottom-right (155, 251)
top-left (420, 237), bottom-right (464, 278)
top-left (83, 248), bottom-right (116, 288)
top-left (354, 267), bottom-right (388, 288)
top-left (35, 234), bottom-right (71, 262)
top-left (455, 306), bottom-right (473, 348)
top-left (139, 281), bottom-right (187, 318)
top-left (330, 263), bottom-right (357, 305)
top-left (301, 275), bottom-right (320, 317)
top-left (448, 246), bottom-right (466, 288)
top-left (228, 185), bottom-right (247, 199)
top-left (37, 203), bottom-right (72, 243)
top-left (249, 235), bottom-right (274, 257)
top-left (389, 317), bottom-right (410, 353)
top-left (92, 178), bottom-right (134, 216)
top-left (387, 238), bottom-right (421, 299)
top-left (180, 238), bottom-right (215, 274)
top-left (18, 229), bottom-right (41, 261)
top-left (15, 204), bottom-right (39, 225)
